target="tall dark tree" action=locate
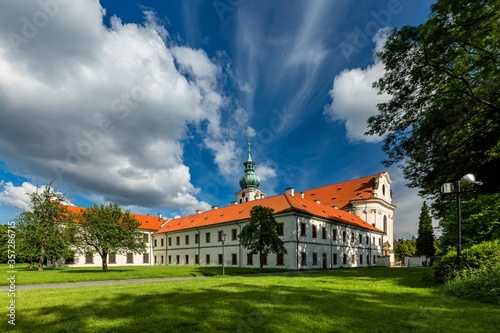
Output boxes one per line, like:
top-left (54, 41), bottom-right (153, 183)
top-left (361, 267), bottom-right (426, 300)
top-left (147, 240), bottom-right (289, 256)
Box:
top-left (416, 202), bottom-right (435, 256)
top-left (367, 0), bottom-right (500, 197)
top-left (15, 182), bottom-right (74, 270)
top-left (238, 205), bottom-right (287, 269)
top-left (74, 203), bottom-right (146, 271)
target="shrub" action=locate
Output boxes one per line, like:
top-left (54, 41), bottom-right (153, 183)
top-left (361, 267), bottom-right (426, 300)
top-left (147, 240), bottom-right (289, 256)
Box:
top-left (443, 263), bottom-right (500, 305)
top-left (433, 240), bottom-right (500, 284)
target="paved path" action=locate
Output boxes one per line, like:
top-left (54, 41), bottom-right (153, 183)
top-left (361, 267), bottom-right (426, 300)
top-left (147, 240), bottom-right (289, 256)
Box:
top-left (0, 276), bottom-right (210, 291)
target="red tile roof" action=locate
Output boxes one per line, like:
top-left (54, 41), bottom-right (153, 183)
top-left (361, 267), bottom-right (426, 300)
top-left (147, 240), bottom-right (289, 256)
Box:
top-left (295, 173), bottom-right (384, 209)
top-left (155, 193), bottom-right (383, 234)
top-left (65, 205), bottom-right (165, 231)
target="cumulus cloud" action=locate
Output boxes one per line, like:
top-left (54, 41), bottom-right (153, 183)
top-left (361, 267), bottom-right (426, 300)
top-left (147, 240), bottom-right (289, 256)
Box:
top-left (0, 181), bottom-right (72, 211)
top-left (324, 29), bottom-right (391, 143)
top-left (0, 1), bottom-right (242, 214)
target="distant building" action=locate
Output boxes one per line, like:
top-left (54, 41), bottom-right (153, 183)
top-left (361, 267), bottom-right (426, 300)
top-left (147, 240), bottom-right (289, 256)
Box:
top-left (67, 142), bottom-right (396, 268)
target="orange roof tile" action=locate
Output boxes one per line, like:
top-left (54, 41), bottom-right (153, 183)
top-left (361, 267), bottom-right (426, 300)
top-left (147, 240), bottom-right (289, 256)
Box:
top-left (156, 193), bottom-right (383, 234)
top-left (295, 173), bottom-right (383, 209)
top-left (65, 205), bottom-right (165, 231)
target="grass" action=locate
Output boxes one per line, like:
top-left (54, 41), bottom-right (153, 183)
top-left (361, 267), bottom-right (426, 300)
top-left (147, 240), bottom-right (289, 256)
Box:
top-left (2, 267), bottom-right (499, 332)
top-left (0, 264), bottom-right (290, 285)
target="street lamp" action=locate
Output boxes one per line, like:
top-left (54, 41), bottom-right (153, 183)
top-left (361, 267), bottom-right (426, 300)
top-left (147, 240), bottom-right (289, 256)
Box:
top-left (220, 232), bottom-right (226, 276)
top-left (441, 174), bottom-right (483, 265)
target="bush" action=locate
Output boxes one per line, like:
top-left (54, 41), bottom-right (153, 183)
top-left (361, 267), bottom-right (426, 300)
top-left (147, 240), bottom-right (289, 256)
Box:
top-left (433, 240), bottom-right (500, 284)
top-left (443, 263), bottom-right (500, 305)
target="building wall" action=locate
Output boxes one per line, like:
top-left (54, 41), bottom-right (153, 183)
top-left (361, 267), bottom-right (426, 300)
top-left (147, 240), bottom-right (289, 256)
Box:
top-left (153, 213), bottom-right (384, 270)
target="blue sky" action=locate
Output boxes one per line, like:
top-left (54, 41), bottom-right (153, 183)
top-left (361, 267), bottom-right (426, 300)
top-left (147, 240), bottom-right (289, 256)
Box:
top-left (0, 0), bottom-right (436, 238)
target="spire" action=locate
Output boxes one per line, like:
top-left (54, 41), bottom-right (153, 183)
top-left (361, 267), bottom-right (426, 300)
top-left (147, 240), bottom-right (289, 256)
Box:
top-left (239, 140), bottom-right (260, 190)
top-left (246, 139), bottom-right (253, 163)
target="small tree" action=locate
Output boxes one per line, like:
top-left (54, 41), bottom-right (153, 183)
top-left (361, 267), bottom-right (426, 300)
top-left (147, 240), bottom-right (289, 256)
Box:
top-left (238, 205), bottom-right (287, 269)
top-left (394, 239), bottom-right (417, 262)
top-left (15, 183), bottom-right (74, 271)
top-left (416, 202), bottom-right (435, 256)
top-left (74, 203), bottom-right (145, 271)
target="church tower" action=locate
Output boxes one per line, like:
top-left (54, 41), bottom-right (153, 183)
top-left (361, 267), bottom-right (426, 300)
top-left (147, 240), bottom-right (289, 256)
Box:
top-left (236, 141), bottom-right (266, 203)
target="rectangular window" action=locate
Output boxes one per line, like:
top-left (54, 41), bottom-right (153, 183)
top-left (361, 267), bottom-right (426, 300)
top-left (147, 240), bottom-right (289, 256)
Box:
top-left (143, 233), bottom-right (149, 243)
top-left (154, 239), bottom-right (157, 247)
top-left (85, 253), bottom-right (93, 264)
top-left (232, 228), bottom-right (238, 240)
top-left (351, 254), bottom-right (355, 264)
top-left (343, 254), bottom-right (347, 265)
top-left (143, 253), bottom-right (149, 264)
top-left (163, 238), bottom-right (166, 247)
top-left (108, 253), bottom-right (116, 264)
top-left (333, 253), bottom-right (338, 265)
top-left (176, 236), bottom-right (180, 246)
top-left (351, 233), bottom-right (355, 243)
top-left (195, 254), bottom-right (199, 264)
top-left (322, 226), bottom-right (327, 239)
top-left (185, 255), bottom-right (189, 264)
top-left (260, 253), bottom-right (268, 266)
top-left (378, 238), bottom-right (381, 245)
top-left (359, 234), bottom-right (363, 243)
top-left (185, 235), bottom-right (189, 245)
top-left (154, 256), bottom-right (157, 264)
top-left (366, 236), bottom-right (369, 245)
top-left (176, 255), bottom-right (180, 264)
top-left (359, 254), bottom-right (363, 264)
top-left (168, 255), bottom-right (171, 264)
top-left (277, 252), bottom-right (284, 265)
top-left (277, 223), bottom-right (284, 236)
top-left (206, 254), bottom-right (210, 265)
top-left (218, 230), bottom-right (224, 242)
top-left (126, 253), bottom-right (133, 264)
top-left (206, 232), bottom-right (211, 243)
top-left (301, 252), bottom-right (307, 266)
top-left (332, 229), bottom-right (337, 241)
top-left (373, 255), bottom-right (376, 264)
top-left (218, 254), bottom-right (223, 265)
top-left (161, 255), bottom-right (164, 264)
top-left (312, 252), bottom-right (318, 265)
top-left (373, 236), bottom-right (375, 245)
top-left (195, 233), bottom-right (200, 244)
top-left (342, 231), bottom-right (346, 242)
top-left (300, 223), bottom-right (306, 236)
top-left (247, 253), bottom-right (253, 265)
top-left (231, 253), bottom-right (237, 265)
top-left (312, 225), bottom-right (317, 238)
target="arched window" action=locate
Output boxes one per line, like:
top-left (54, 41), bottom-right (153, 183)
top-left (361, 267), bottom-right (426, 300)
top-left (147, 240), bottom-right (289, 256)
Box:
top-left (383, 215), bottom-right (388, 233)
top-left (382, 184), bottom-right (386, 196)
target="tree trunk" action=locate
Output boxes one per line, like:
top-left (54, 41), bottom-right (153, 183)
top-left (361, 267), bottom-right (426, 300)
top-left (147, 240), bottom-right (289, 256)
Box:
top-left (29, 260), bottom-right (34, 270)
top-left (38, 258), bottom-right (44, 271)
top-left (102, 252), bottom-right (108, 272)
top-left (54, 260), bottom-right (59, 268)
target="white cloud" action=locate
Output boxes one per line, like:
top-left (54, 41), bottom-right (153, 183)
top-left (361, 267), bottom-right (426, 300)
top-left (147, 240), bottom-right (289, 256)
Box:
top-left (255, 164), bottom-right (277, 182)
top-left (0, 2), bottom-right (243, 213)
top-left (0, 181), bottom-right (73, 211)
top-left (324, 29), bottom-right (391, 143)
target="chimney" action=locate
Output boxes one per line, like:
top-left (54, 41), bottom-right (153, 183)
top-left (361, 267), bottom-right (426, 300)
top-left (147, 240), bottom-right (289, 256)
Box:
top-left (158, 213), bottom-right (163, 219)
top-left (231, 201), bottom-right (237, 205)
top-left (147, 214), bottom-right (152, 216)
top-left (300, 192), bottom-right (304, 199)
top-left (333, 206), bottom-right (338, 209)
top-left (195, 210), bottom-right (202, 214)
top-left (284, 187), bottom-right (295, 196)
top-left (211, 206), bottom-right (218, 210)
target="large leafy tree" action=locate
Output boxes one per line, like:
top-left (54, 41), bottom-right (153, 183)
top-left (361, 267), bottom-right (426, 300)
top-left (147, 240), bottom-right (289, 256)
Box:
top-left (15, 183), bottom-right (74, 270)
top-left (416, 202), bottom-right (435, 256)
top-left (367, 0), bottom-right (500, 197)
top-left (238, 205), bottom-right (287, 269)
top-left (74, 203), bottom-right (145, 271)
top-left (394, 239), bottom-right (417, 262)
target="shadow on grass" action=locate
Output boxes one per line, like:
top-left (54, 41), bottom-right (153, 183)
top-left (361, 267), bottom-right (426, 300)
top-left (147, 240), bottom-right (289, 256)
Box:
top-left (15, 275), bottom-right (499, 333)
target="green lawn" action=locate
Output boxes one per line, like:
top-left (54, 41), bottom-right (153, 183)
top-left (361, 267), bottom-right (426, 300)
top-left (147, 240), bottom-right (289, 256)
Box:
top-left (0, 264), bottom-right (290, 285)
top-left (2, 267), bottom-right (499, 332)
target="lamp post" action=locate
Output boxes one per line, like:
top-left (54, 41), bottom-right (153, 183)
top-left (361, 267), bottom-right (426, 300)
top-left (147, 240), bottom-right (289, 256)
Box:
top-left (441, 174), bottom-right (482, 265)
top-left (221, 232), bottom-right (226, 276)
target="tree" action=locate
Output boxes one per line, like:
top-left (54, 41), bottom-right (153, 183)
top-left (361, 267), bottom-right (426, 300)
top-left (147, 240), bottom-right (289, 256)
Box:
top-left (416, 202), bottom-right (435, 256)
top-left (15, 183), bottom-right (74, 270)
top-left (74, 203), bottom-right (146, 271)
top-left (367, 0), bottom-right (500, 197)
top-left (0, 225), bottom-right (8, 263)
top-left (394, 239), bottom-right (417, 262)
top-left (238, 205), bottom-right (287, 269)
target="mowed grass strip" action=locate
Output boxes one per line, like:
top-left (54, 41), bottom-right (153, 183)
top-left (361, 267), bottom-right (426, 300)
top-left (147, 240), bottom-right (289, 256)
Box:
top-left (0, 264), bottom-right (290, 286)
top-left (2, 268), bottom-right (500, 333)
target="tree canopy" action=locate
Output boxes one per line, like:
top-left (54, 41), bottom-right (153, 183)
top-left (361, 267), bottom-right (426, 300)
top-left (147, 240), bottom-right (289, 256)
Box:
top-left (367, 0), bottom-right (500, 197)
top-left (416, 202), bottom-right (435, 256)
top-left (394, 239), bottom-right (417, 262)
top-left (238, 205), bottom-right (287, 269)
top-left (74, 203), bottom-right (146, 271)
